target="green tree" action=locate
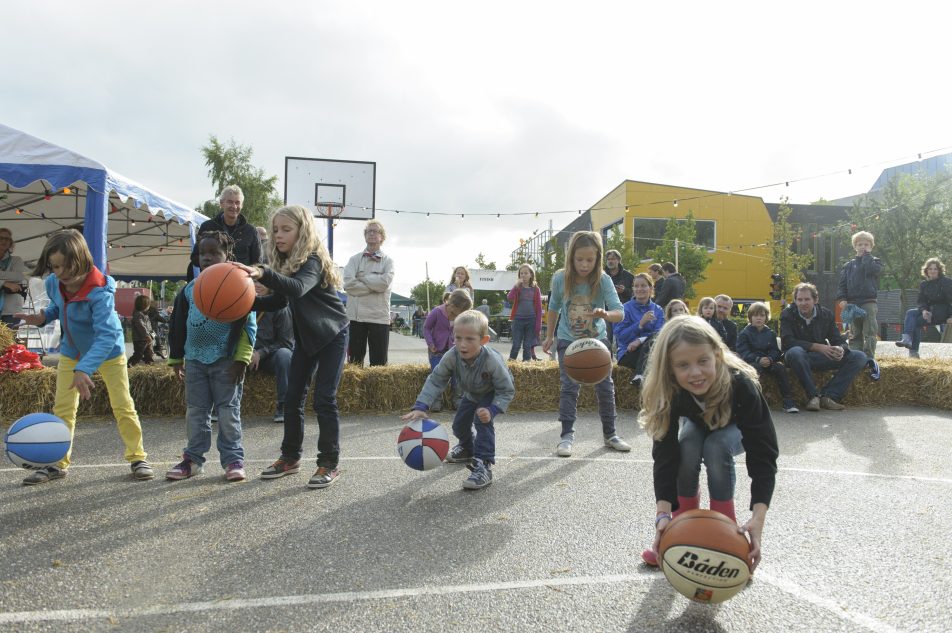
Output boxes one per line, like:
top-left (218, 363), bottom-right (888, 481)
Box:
top-left (474, 253), bottom-right (497, 270)
top-left (535, 236), bottom-right (566, 295)
top-left (604, 224), bottom-right (637, 271)
top-left (410, 279), bottom-right (446, 312)
top-left (644, 212), bottom-right (712, 299)
top-left (850, 172), bottom-right (952, 310)
top-left (199, 135), bottom-right (283, 227)
top-left (772, 198), bottom-right (814, 302)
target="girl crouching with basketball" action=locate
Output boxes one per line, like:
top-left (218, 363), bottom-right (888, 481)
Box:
top-left (638, 316), bottom-right (779, 571)
top-left (542, 231), bottom-right (631, 456)
top-left (238, 204), bottom-right (349, 489)
top-left (166, 231), bottom-right (256, 482)
top-left (14, 230), bottom-right (154, 485)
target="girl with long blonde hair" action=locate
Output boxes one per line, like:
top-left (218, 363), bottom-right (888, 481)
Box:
top-left (638, 316), bottom-right (778, 572)
top-left (240, 205), bottom-right (349, 489)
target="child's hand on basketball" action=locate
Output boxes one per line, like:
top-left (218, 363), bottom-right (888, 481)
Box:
top-left (740, 504), bottom-right (767, 571)
top-left (71, 371), bottom-right (94, 400)
top-left (234, 263), bottom-right (262, 280)
top-left (476, 407), bottom-right (491, 423)
top-left (13, 312), bottom-right (44, 326)
top-left (401, 410), bottom-right (426, 422)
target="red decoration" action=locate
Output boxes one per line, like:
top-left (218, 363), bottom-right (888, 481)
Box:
top-left (0, 345), bottom-right (44, 373)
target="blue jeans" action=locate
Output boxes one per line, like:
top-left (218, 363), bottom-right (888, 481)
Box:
top-left (676, 418), bottom-right (743, 501)
top-left (903, 308), bottom-right (931, 352)
top-left (509, 318), bottom-right (535, 361)
top-left (282, 327), bottom-right (347, 466)
top-left (556, 338), bottom-right (617, 439)
top-left (184, 358), bottom-right (244, 467)
top-left (453, 392), bottom-right (497, 464)
top-left (783, 346), bottom-right (868, 401)
top-left (259, 347), bottom-right (292, 411)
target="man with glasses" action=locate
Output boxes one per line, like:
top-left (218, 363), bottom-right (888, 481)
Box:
top-left (343, 220), bottom-right (394, 366)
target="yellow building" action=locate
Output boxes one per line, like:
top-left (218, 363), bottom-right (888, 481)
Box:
top-left (588, 180), bottom-right (775, 306)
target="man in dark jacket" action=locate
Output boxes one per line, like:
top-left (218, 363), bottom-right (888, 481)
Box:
top-left (654, 262), bottom-right (685, 309)
top-left (186, 185), bottom-right (261, 281)
top-left (780, 282), bottom-right (867, 412)
top-left (604, 249), bottom-right (634, 350)
top-left (250, 283), bottom-right (294, 423)
top-left (714, 294), bottom-right (738, 350)
top-left (835, 231), bottom-right (882, 370)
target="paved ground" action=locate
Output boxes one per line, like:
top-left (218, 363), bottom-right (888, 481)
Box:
top-left (1, 401), bottom-right (950, 632)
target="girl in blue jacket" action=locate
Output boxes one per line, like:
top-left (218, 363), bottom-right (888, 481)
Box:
top-left (614, 273), bottom-right (664, 386)
top-left (15, 230), bottom-right (153, 486)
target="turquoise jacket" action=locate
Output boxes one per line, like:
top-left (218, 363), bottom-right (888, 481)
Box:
top-left (42, 267), bottom-right (125, 375)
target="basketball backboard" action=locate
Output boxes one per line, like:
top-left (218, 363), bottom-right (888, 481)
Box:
top-left (284, 157), bottom-right (375, 220)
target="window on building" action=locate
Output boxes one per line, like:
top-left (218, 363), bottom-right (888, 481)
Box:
top-left (601, 220), bottom-right (623, 248)
top-left (632, 217), bottom-right (716, 261)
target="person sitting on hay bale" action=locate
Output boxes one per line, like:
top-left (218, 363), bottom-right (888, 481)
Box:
top-left (896, 257), bottom-right (952, 359)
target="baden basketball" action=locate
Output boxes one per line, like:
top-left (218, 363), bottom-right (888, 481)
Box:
top-left (563, 338), bottom-right (612, 385)
top-left (397, 419), bottom-right (450, 471)
top-left (659, 509), bottom-right (751, 603)
top-left (4, 413), bottom-right (71, 469)
top-left (193, 262), bottom-right (256, 323)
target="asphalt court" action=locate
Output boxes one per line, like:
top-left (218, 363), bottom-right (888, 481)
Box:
top-left (1, 407), bottom-right (950, 632)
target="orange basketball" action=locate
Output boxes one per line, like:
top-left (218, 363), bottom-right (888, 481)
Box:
top-left (193, 262), bottom-right (255, 323)
top-left (563, 338), bottom-right (612, 385)
top-left (659, 509), bottom-right (751, 603)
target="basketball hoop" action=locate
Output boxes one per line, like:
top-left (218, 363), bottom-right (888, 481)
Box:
top-left (316, 204), bottom-right (345, 227)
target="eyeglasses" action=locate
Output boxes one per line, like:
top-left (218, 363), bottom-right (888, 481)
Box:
top-left (365, 229), bottom-right (382, 235)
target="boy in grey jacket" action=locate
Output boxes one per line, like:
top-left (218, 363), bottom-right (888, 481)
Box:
top-left (402, 310), bottom-right (515, 490)
top-left (836, 231), bottom-right (882, 378)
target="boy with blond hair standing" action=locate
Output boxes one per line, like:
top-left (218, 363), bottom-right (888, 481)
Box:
top-left (836, 231), bottom-right (882, 380)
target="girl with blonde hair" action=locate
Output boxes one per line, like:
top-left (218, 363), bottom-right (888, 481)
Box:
top-left (638, 316), bottom-right (779, 572)
top-left (240, 205), bottom-right (349, 489)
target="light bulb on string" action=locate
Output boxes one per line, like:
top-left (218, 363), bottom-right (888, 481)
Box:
top-left (673, 200), bottom-right (679, 208)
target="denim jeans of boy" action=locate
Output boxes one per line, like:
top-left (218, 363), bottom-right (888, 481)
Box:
top-left (184, 357), bottom-right (244, 467)
top-left (453, 391), bottom-right (497, 464)
top-left (509, 317), bottom-right (535, 361)
top-left (676, 417), bottom-right (743, 501)
top-left (783, 346), bottom-right (867, 401)
top-left (557, 338), bottom-right (617, 440)
top-left (282, 328), bottom-right (347, 466)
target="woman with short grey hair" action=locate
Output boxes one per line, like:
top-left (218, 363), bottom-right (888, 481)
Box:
top-left (0, 227), bottom-right (27, 325)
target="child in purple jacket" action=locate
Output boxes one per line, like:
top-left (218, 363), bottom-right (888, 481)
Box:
top-left (424, 289), bottom-right (473, 369)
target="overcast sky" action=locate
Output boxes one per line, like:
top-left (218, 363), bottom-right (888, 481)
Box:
top-left (3, 1), bottom-right (950, 295)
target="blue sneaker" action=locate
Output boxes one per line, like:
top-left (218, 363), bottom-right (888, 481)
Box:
top-left (462, 458), bottom-right (493, 490)
top-left (868, 358), bottom-right (881, 381)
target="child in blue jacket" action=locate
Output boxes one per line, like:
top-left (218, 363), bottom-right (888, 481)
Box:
top-left (736, 302), bottom-right (799, 413)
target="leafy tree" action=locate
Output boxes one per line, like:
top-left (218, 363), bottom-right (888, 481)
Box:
top-left (474, 253), bottom-right (496, 270)
top-left (644, 212), bottom-right (712, 299)
top-left (535, 236), bottom-right (566, 295)
top-left (410, 279), bottom-right (446, 312)
top-left (604, 224), bottom-right (637, 271)
top-left (199, 135), bottom-right (283, 227)
top-left (771, 198), bottom-right (814, 303)
top-left (849, 172), bottom-right (952, 310)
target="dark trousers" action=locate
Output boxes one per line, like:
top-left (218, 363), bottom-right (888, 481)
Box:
top-left (453, 391), bottom-right (497, 464)
top-left (617, 338), bottom-right (654, 376)
top-left (348, 321), bottom-right (389, 366)
top-left (757, 362), bottom-right (795, 401)
top-left (281, 327), bottom-right (347, 466)
top-left (128, 340), bottom-right (154, 366)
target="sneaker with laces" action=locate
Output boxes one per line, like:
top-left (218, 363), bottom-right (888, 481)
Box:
top-left (131, 460), bottom-right (155, 480)
top-left (783, 400), bottom-right (800, 414)
top-left (225, 461), bottom-right (247, 482)
top-left (462, 458), bottom-right (493, 490)
top-left (307, 465), bottom-right (340, 489)
top-left (629, 374), bottom-right (644, 387)
top-left (868, 358), bottom-right (881, 381)
top-left (260, 457), bottom-right (300, 479)
top-left (604, 435), bottom-right (632, 452)
top-left (22, 466), bottom-right (67, 486)
top-left (165, 456), bottom-right (204, 481)
top-left (272, 411), bottom-right (285, 423)
top-left (445, 444), bottom-right (473, 464)
top-left (556, 438), bottom-right (573, 457)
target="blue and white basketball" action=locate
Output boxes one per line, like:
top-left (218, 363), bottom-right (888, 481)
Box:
top-left (4, 413), bottom-right (71, 469)
top-left (397, 419), bottom-right (450, 471)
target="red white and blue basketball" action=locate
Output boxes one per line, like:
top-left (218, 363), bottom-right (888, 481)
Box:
top-left (4, 413), bottom-right (72, 469)
top-left (397, 419), bottom-right (450, 471)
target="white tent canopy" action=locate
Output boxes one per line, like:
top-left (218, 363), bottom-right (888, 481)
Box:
top-left (0, 123), bottom-right (206, 280)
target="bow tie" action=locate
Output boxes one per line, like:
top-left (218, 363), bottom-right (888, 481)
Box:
top-left (363, 251), bottom-right (381, 262)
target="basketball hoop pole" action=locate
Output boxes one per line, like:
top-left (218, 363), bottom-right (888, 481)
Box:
top-left (327, 214), bottom-right (334, 257)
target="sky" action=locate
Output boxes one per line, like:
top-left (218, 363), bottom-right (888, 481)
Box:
top-left (3, 1), bottom-right (951, 296)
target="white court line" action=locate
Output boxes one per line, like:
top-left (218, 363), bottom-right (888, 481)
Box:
top-left (2, 457), bottom-right (951, 483)
top-left (0, 572), bottom-right (901, 632)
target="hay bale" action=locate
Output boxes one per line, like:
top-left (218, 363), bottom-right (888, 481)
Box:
top-left (0, 322), bottom-right (15, 353)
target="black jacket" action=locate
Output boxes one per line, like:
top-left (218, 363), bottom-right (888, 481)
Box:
top-left (654, 273), bottom-right (685, 308)
top-left (836, 254), bottom-right (883, 304)
top-left (652, 372), bottom-right (779, 510)
top-left (187, 213), bottom-right (262, 281)
top-left (916, 276), bottom-right (952, 324)
top-left (254, 306), bottom-right (294, 360)
top-left (779, 304), bottom-right (847, 352)
top-left (252, 256), bottom-right (349, 357)
top-left (719, 318), bottom-right (738, 351)
top-left (604, 265), bottom-right (635, 304)
top-left (737, 324), bottom-right (782, 365)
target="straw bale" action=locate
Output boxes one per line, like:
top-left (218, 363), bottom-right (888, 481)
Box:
top-left (0, 322), bottom-right (15, 353)
top-left (1, 356), bottom-right (950, 426)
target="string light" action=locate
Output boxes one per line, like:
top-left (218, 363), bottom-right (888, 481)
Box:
top-left (673, 200), bottom-right (679, 208)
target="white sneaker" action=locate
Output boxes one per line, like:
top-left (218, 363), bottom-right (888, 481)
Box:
top-left (604, 435), bottom-right (632, 452)
top-left (556, 439), bottom-right (573, 457)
